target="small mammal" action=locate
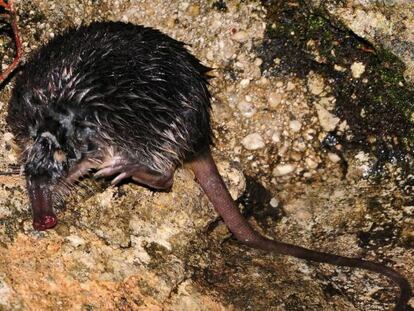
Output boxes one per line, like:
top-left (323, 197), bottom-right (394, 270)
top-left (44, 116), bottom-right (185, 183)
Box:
top-left (7, 22), bottom-right (412, 310)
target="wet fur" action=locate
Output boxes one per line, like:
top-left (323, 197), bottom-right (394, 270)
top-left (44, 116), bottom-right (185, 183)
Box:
top-left (8, 22), bottom-right (212, 176)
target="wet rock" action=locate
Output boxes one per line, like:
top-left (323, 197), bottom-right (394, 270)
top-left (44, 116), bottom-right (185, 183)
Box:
top-left (0, 1), bottom-right (412, 310)
top-left (346, 151), bottom-right (373, 179)
top-left (306, 0), bottom-right (414, 83)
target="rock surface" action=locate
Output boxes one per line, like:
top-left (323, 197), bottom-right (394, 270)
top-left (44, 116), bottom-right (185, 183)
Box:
top-left (0, 0), bottom-right (412, 310)
top-left (305, 0), bottom-right (414, 83)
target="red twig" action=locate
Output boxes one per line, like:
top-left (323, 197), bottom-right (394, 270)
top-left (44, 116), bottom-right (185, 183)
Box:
top-left (0, 0), bottom-right (11, 11)
top-left (0, 0), bottom-right (23, 84)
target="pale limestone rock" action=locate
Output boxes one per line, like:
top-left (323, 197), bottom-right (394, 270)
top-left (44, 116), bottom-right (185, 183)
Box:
top-left (241, 133), bottom-right (265, 150)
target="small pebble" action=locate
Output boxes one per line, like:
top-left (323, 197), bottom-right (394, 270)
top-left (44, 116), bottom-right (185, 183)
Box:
top-left (307, 73), bottom-right (325, 95)
top-left (187, 4), bottom-right (200, 16)
top-left (240, 78), bottom-right (250, 88)
top-left (289, 120), bottom-right (302, 132)
top-left (271, 131), bottom-right (281, 143)
top-left (259, 77), bottom-right (269, 85)
top-left (275, 81), bottom-right (283, 88)
top-left (237, 100), bottom-right (256, 117)
top-left (305, 157), bottom-right (318, 169)
top-left (241, 133), bottom-right (265, 150)
top-left (284, 199), bottom-right (312, 224)
top-left (303, 172), bottom-right (313, 178)
top-left (234, 146), bottom-right (242, 154)
top-left (268, 92), bottom-right (282, 108)
top-left (351, 61), bottom-right (365, 78)
top-left (7, 153), bottom-right (17, 162)
top-left (273, 164), bottom-right (296, 176)
top-left (254, 58), bottom-right (263, 66)
top-left (402, 206), bottom-right (414, 214)
top-left (290, 151), bottom-right (302, 161)
top-left (286, 81), bottom-right (296, 91)
top-left (232, 30), bottom-right (249, 43)
top-left (327, 152), bottom-right (341, 163)
top-left (334, 64), bottom-right (346, 72)
top-left (270, 197), bottom-right (279, 208)
top-left (315, 104), bottom-right (339, 132)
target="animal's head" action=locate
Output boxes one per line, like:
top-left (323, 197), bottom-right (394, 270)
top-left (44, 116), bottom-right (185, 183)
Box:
top-left (25, 131), bottom-right (68, 181)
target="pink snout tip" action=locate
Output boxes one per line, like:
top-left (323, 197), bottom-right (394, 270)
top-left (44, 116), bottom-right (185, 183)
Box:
top-left (33, 215), bottom-right (58, 231)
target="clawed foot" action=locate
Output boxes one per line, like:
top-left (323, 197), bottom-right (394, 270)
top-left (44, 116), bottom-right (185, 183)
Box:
top-left (94, 157), bottom-right (174, 190)
top-left (94, 156), bottom-right (134, 185)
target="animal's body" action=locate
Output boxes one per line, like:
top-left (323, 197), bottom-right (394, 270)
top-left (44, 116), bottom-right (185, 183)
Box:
top-left (6, 22), bottom-right (412, 310)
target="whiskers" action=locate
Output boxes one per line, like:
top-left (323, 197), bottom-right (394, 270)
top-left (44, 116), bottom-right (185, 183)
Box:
top-left (54, 178), bottom-right (75, 204)
top-left (54, 172), bottom-right (106, 208)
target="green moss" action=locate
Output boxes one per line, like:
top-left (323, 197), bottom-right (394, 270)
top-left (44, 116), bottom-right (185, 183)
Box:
top-left (258, 0), bottom-right (414, 171)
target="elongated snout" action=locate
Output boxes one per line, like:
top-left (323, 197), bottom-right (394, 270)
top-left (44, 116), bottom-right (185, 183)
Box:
top-left (27, 177), bottom-right (57, 230)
